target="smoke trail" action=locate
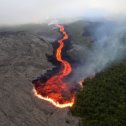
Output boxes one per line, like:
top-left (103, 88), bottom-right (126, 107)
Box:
top-left (73, 21), bottom-right (126, 81)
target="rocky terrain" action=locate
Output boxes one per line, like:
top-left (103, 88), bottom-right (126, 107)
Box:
top-left (0, 27), bottom-right (79, 126)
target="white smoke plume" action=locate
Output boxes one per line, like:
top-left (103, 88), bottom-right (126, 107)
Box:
top-left (73, 21), bottom-right (126, 81)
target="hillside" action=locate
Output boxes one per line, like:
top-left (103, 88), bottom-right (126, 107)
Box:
top-left (72, 61), bottom-right (126, 126)
top-left (0, 30), bottom-right (79, 126)
top-left (0, 21), bottom-right (126, 126)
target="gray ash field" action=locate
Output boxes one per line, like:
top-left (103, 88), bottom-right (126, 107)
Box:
top-left (0, 24), bottom-right (80, 126)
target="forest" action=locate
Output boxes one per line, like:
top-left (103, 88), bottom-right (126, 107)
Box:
top-left (72, 61), bottom-right (126, 126)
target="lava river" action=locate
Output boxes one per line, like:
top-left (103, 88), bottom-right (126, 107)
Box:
top-left (33, 24), bottom-right (75, 108)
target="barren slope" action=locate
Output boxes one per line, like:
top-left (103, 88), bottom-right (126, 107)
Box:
top-left (0, 31), bottom-right (79, 126)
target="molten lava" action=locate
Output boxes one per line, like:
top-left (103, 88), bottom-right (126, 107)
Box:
top-left (33, 24), bottom-right (75, 108)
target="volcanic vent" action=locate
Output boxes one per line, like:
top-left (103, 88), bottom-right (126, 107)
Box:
top-left (32, 24), bottom-right (78, 108)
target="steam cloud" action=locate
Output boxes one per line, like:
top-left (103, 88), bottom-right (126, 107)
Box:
top-left (73, 21), bottom-right (126, 81)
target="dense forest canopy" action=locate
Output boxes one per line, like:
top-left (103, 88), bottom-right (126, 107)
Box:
top-left (72, 61), bottom-right (126, 126)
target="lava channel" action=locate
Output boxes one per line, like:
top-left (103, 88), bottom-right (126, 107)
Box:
top-left (33, 24), bottom-right (75, 108)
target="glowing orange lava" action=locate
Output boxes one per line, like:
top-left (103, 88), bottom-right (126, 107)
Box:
top-left (33, 24), bottom-right (75, 108)
top-left (33, 88), bottom-right (74, 108)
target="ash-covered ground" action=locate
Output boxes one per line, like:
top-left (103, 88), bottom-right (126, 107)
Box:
top-left (0, 24), bottom-right (81, 126)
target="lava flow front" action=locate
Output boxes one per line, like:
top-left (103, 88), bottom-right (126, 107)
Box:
top-left (33, 24), bottom-right (75, 108)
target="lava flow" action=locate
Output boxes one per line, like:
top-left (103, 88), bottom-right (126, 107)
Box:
top-left (33, 24), bottom-right (75, 108)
